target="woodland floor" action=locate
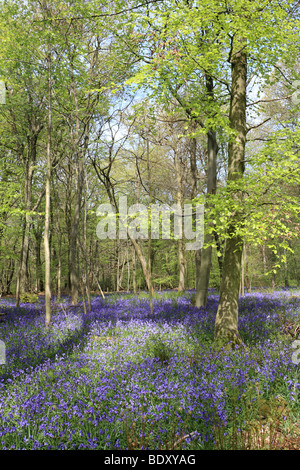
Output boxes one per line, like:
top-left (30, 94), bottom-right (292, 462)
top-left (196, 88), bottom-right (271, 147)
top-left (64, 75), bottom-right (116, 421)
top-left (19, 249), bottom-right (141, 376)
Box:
top-left (0, 288), bottom-right (299, 450)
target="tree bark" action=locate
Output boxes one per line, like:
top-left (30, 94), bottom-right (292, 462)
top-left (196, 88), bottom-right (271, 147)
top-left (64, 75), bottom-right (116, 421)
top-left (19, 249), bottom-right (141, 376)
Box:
top-left (56, 224), bottom-right (61, 299)
top-left (44, 49), bottom-right (52, 328)
top-left (245, 244), bottom-right (250, 293)
top-left (34, 224), bottom-right (43, 293)
top-left (18, 157), bottom-right (35, 295)
top-left (194, 75), bottom-right (218, 307)
top-left (214, 36), bottom-right (247, 345)
top-left (132, 244), bottom-right (137, 294)
top-left (189, 132), bottom-right (203, 297)
top-left (174, 147), bottom-right (185, 292)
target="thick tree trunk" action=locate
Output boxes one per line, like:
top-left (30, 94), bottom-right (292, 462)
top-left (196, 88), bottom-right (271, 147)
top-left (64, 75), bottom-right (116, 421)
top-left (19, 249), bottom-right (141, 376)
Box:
top-left (214, 37), bottom-right (247, 345)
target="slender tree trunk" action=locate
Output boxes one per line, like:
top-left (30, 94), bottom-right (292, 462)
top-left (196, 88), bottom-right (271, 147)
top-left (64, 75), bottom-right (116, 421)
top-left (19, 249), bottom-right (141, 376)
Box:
top-left (92, 271), bottom-right (105, 299)
top-left (81, 277), bottom-right (87, 315)
top-left (15, 266), bottom-right (20, 307)
top-left (174, 148), bottom-right (185, 292)
top-left (116, 242), bottom-right (120, 292)
top-left (132, 244), bottom-right (137, 294)
top-left (19, 163), bottom-right (34, 294)
top-left (284, 248), bottom-right (289, 288)
top-left (2, 258), bottom-right (14, 295)
top-left (244, 244), bottom-right (250, 293)
top-left (262, 244), bottom-right (267, 275)
top-left (195, 75), bottom-right (218, 307)
top-left (214, 36), bottom-right (247, 345)
top-left (82, 170), bottom-right (91, 311)
top-left (118, 256), bottom-right (126, 291)
top-left (178, 239), bottom-right (185, 292)
top-left (16, 224), bottom-right (26, 307)
top-left (65, 161), bottom-right (72, 293)
top-left (57, 238), bottom-right (61, 299)
top-left (241, 243), bottom-right (245, 297)
top-left (69, 162), bottom-right (82, 305)
top-left (69, 68), bottom-right (89, 304)
top-left (127, 240), bottom-right (130, 292)
top-left (34, 229), bottom-right (43, 294)
top-left (146, 138), bottom-right (154, 312)
top-left (44, 49), bottom-right (52, 328)
top-left (189, 132), bottom-right (202, 297)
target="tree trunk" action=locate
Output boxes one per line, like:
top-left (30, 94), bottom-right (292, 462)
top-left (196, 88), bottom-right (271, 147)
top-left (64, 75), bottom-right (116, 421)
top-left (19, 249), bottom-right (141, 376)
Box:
top-left (56, 215), bottom-right (61, 299)
top-left (44, 49), bottom-right (52, 328)
top-left (262, 244), bottom-right (267, 275)
top-left (174, 148), bottom-right (185, 292)
top-left (178, 239), bottom-right (185, 292)
top-left (69, 158), bottom-right (83, 305)
top-left (146, 137), bottom-right (154, 312)
top-left (127, 240), bottom-right (130, 292)
top-left (195, 75), bottom-right (218, 307)
top-left (284, 248), bottom-right (289, 288)
top-left (132, 244), bottom-right (137, 294)
top-left (214, 36), bottom-right (247, 345)
top-left (19, 162), bottom-right (34, 294)
top-left (241, 243), bottom-right (245, 297)
top-left (118, 256), bottom-right (126, 291)
top-left (127, 234), bottom-right (153, 294)
top-left (82, 171), bottom-right (91, 311)
top-left (34, 228), bottom-right (43, 293)
top-left (245, 244), bottom-right (250, 293)
top-left (189, 132), bottom-right (202, 298)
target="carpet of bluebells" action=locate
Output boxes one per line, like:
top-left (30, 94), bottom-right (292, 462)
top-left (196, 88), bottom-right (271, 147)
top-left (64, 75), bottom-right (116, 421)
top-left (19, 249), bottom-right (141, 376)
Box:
top-left (0, 289), bottom-right (299, 450)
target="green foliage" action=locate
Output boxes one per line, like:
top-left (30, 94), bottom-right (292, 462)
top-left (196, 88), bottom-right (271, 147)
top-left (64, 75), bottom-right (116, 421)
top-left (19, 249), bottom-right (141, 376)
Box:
top-left (19, 292), bottom-right (39, 304)
top-left (214, 382), bottom-right (297, 450)
top-left (145, 334), bottom-right (173, 365)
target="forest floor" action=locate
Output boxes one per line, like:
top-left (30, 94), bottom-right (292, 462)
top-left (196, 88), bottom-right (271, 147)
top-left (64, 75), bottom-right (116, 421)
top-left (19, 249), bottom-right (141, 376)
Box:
top-left (0, 288), bottom-right (299, 450)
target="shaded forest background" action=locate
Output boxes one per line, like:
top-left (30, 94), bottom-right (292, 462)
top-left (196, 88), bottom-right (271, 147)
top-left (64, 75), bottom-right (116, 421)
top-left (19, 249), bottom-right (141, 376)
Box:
top-left (0, 0), bottom-right (299, 308)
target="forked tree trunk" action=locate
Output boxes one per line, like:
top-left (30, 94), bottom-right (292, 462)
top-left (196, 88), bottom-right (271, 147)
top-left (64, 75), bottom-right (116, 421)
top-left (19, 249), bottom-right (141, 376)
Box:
top-left (214, 36), bottom-right (247, 345)
top-left (128, 232), bottom-right (154, 295)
